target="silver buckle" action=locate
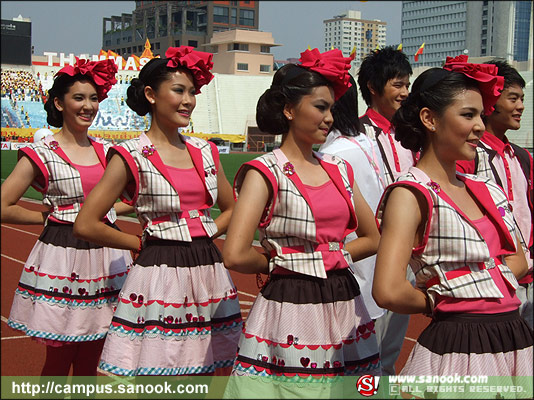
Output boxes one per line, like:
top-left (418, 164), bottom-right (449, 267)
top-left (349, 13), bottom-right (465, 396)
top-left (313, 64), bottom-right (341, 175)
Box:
top-left (188, 210), bottom-right (200, 219)
top-left (486, 258), bottom-right (496, 269)
top-left (328, 242), bottom-right (340, 251)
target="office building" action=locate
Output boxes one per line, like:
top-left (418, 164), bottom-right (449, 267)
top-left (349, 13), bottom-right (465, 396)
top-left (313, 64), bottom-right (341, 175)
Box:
top-left (102, 1), bottom-right (259, 58)
top-left (401, 1), bottom-right (533, 67)
top-left (323, 10), bottom-right (386, 66)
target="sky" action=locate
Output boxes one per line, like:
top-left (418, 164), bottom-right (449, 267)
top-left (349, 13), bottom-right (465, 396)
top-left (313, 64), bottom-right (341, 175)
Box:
top-left (1, 1), bottom-right (402, 60)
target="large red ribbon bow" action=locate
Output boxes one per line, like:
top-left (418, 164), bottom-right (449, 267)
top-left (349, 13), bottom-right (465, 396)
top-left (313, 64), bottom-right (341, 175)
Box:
top-left (165, 46), bottom-right (214, 94)
top-left (55, 58), bottom-right (118, 102)
top-left (299, 48), bottom-right (353, 100)
top-left (443, 55), bottom-right (504, 115)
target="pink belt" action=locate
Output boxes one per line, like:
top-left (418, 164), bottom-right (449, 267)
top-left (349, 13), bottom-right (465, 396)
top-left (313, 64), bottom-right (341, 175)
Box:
top-left (56, 203), bottom-right (83, 211)
top-left (143, 210), bottom-right (206, 229)
top-left (270, 241), bottom-right (344, 258)
top-left (425, 257), bottom-right (503, 288)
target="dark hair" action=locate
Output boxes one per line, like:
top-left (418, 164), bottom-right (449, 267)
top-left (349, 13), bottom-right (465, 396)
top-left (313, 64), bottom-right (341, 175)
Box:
top-left (126, 58), bottom-right (189, 116)
top-left (44, 74), bottom-right (97, 127)
top-left (358, 46), bottom-right (412, 106)
top-left (487, 59), bottom-right (525, 89)
top-left (330, 74), bottom-right (360, 136)
top-left (392, 68), bottom-right (479, 152)
top-left (256, 64), bottom-right (331, 135)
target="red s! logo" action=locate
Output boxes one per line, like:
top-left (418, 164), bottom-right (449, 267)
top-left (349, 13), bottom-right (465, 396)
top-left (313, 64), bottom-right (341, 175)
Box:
top-left (356, 375), bottom-right (380, 397)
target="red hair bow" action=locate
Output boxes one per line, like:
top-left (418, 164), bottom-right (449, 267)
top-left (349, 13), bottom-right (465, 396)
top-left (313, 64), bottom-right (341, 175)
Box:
top-left (165, 46), bottom-right (214, 94)
top-left (443, 55), bottom-right (504, 115)
top-left (55, 58), bottom-right (118, 102)
top-left (299, 48), bottom-right (353, 100)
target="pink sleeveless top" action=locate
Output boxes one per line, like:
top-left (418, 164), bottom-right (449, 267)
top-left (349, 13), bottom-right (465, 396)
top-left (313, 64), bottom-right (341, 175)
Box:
top-left (49, 163), bottom-right (104, 224)
top-left (166, 165), bottom-right (208, 238)
top-left (434, 215), bottom-right (520, 314)
top-left (273, 180), bottom-right (350, 274)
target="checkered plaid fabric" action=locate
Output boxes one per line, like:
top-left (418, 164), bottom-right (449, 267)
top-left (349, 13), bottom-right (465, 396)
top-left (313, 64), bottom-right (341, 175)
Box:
top-left (235, 151), bottom-right (355, 279)
top-left (114, 134), bottom-right (218, 241)
top-left (23, 136), bottom-right (116, 224)
top-left (472, 145), bottom-right (495, 179)
top-left (377, 167), bottom-right (520, 309)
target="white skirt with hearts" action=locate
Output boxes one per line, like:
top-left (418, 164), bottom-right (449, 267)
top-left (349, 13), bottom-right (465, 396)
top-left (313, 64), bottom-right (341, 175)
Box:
top-left (225, 268), bottom-right (381, 397)
top-left (98, 237), bottom-right (243, 376)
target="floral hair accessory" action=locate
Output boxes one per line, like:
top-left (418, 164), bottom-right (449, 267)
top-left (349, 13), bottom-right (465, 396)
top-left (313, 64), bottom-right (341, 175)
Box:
top-left (443, 54), bottom-right (504, 115)
top-left (164, 46), bottom-right (214, 94)
top-left (55, 58), bottom-right (118, 102)
top-left (298, 48), bottom-right (353, 100)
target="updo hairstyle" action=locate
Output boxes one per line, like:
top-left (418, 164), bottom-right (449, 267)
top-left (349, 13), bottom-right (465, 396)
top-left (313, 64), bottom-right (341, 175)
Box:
top-left (126, 58), bottom-right (189, 116)
top-left (44, 74), bottom-right (97, 127)
top-left (392, 68), bottom-right (479, 152)
top-left (256, 64), bottom-right (331, 135)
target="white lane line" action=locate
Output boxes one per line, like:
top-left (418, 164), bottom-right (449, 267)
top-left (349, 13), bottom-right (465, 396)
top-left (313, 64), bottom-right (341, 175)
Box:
top-left (1, 254), bottom-right (25, 265)
top-left (237, 290), bottom-right (257, 299)
top-left (1, 225), bottom-right (40, 237)
top-left (1, 315), bottom-right (9, 324)
top-left (239, 300), bottom-right (254, 306)
top-left (1, 335), bottom-right (28, 341)
top-left (404, 336), bottom-right (417, 343)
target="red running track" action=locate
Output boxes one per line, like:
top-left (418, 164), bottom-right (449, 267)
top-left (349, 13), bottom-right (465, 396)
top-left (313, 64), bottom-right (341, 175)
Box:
top-left (1, 199), bottom-right (429, 376)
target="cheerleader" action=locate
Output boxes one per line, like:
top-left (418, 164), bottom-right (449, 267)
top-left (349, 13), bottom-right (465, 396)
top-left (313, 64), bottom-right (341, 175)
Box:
top-left (373, 56), bottom-right (533, 379)
top-left (1, 58), bottom-right (132, 376)
top-left (223, 48), bottom-right (381, 397)
top-left (74, 46), bottom-right (242, 376)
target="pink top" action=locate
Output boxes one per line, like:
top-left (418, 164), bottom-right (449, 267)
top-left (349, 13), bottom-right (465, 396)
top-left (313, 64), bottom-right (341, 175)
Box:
top-left (434, 215), bottom-right (520, 314)
top-left (273, 180), bottom-right (350, 274)
top-left (166, 165), bottom-right (208, 238)
top-left (49, 163), bottom-right (105, 224)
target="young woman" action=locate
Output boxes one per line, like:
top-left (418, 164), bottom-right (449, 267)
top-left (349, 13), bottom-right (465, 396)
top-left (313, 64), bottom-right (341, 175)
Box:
top-left (223, 48), bottom-right (381, 397)
top-left (319, 73), bottom-right (386, 325)
top-left (74, 46), bottom-right (241, 376)
top-left (1, 58), bottom-right (132, 376)
top-left (373, 56), bottom-right (533, 377)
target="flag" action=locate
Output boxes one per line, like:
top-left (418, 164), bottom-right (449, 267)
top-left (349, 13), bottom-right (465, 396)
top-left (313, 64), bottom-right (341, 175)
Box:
top-left (414, 42), bottom-right (425, 62)
top-left (98, 49), bottom-right (107, 57)
top-left (350, 46), bottom-right (356, 60)
top-left (375, 44), bottom-right (380, 51)
top-left (397, 43), bottom-right (403, 51)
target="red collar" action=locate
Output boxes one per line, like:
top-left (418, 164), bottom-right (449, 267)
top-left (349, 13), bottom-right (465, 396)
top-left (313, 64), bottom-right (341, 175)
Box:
top-left (481, 131), bottom-right (514, 157)
top-left (365, 108), bottom-right (392, 134)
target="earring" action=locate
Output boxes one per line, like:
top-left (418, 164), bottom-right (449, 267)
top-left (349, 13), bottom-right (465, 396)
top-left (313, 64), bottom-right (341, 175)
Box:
top-left (150, 100), bottom-right (155, 104)
top-left (287, 116), bottom-right (292, 120)
top-left (431, 126), bottom-right (435, 131)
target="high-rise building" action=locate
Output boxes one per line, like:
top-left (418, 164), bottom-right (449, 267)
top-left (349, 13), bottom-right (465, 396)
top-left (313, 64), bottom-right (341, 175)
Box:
top-left (102, 1), bottom-right (259, 58)
top-left (323, 10), bottom-right (386, 66)
top-left (401, 1), bottom-right (533, 67)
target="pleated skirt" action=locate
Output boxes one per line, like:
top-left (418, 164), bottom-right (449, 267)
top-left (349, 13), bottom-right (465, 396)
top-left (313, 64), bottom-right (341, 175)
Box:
top-left (401, 310), bottom-right (533, 376)
top-left (225, 268), bottom-right (381, 398)
top-left (8, 221), bottom-right (132, 344)
top-left (98, 237), bottom-right (243, 376)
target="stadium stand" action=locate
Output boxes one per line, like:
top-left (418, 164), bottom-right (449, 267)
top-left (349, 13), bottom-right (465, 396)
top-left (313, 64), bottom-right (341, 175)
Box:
top-left (1, 64), bottom-right (532, 150)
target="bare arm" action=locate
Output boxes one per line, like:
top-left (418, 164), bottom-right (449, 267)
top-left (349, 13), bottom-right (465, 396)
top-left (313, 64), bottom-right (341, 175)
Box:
top-left (222, 168), bottom-right (271, 274)
top-left (372, 186), bottom-right (431, 314)
top-left (212, 162), bottom-right (235, 238)
top-left (1, 155), bottom-right (48, 225)
top-left (73, 154), bottom-right (139, 251)
top-left (504, 235), bottom-right (529, 280)
top-left (113, 201), bottom-right (135, 216)
top-left (344, 180), bottom-right (381, 262)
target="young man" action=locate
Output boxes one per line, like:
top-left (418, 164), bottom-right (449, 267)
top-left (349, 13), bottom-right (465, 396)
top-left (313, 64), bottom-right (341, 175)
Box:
top-left (358, 46), bottom-right (417, 186)
top-left (357, 46), bottom-right (415, 375)
top-left (457, 60), bottom-right (533, 329)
